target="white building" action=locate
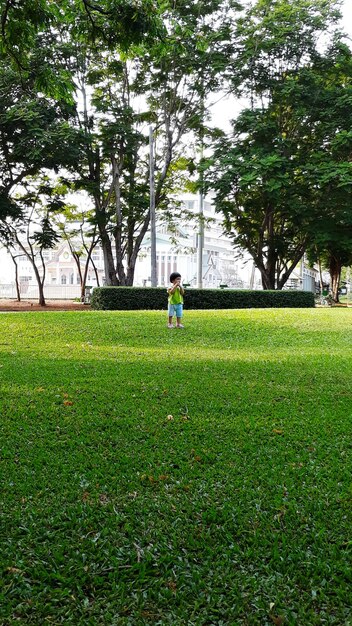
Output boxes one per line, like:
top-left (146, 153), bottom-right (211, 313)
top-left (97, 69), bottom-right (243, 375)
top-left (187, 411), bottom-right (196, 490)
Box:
top-left (0, 243), bottom-right (105, 299)
top-left (134, 194), bottom-right (260, 288)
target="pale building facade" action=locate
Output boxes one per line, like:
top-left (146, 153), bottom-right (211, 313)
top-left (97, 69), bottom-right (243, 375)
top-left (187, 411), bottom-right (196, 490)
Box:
top-left (134, 194), bottom-right (260, 288)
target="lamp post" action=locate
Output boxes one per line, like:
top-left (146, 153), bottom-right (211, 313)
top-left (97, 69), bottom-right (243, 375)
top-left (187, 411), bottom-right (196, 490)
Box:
top-left (197, 185), bottom-right (204, 289)
top-left (149, 126), bottom-right (157, 287)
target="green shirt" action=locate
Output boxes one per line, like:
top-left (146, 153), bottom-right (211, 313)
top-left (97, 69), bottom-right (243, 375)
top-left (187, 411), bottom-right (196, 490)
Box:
top-left (168, 286), bottom-right (184, 305)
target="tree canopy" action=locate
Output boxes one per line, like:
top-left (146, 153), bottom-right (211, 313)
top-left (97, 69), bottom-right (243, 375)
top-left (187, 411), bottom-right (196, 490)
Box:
top-left (205, 0), bottom-right (352, 290)
top-left (1, 0), bottom-right (352, 294)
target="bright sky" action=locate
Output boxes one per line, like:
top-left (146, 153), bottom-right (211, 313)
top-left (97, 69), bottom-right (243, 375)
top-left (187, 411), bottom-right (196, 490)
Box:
top-left (341, 0), bottom-right (352, 36)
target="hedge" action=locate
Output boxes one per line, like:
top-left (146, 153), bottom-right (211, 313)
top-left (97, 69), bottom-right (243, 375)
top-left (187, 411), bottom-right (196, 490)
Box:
top-left (90, 287), bottom-right (315, 310)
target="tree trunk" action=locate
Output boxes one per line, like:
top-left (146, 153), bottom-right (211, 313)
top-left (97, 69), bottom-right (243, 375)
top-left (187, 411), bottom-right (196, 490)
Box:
top-left (276, 248), bottom-right (306, 290)
top-left (80, 246), bottom-right (94, 300)
top-left (318, 257), bottom-right (324, 294)
top-left (31, 264), bottom-right (46, 305)
top-left (12, 258), bottom-right (21, 301)
top-left (126, 257), bottom-right (137, 286)
top-left (30, 263), bottom-right (46, 305)
top-left (329, 254), bottom-right (341, 303)
top-left (81, 261), bottom-right (89, 301)
top-left (115, 252), bottom-right (127, 284)
top-left (90, 257), bottom-right (100, 286)
top-left (112, 155), bottom-right (127, 285)
top-left (126, 213), bottom-right (151, 286)
top-left (99, 228), bottom-right (118, 285)
top-left (38, 282), bottom-right (46, 306)
top-left (70, 249), bottom-right (83, 298)
top-left (261, 275), bottom-right (276, 289)
top-left (252, 246), bottom-right (277, 290)
top-left (259, 267), bottom-right (276, 290)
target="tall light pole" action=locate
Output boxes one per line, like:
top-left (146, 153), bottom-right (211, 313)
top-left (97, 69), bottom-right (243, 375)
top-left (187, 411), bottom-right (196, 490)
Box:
top-left (197, 180), bottom-right (204, 289)
top-left (149, 126), bottom-right (157, 287)
top-left (197, 93), bottom-right (204, 289)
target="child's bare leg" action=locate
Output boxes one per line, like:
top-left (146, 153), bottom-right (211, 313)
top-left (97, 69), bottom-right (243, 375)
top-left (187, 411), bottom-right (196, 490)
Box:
top-left (168, 315), bottom-right (173, 325)
top-left (176, 317), bottom-right (184, 327)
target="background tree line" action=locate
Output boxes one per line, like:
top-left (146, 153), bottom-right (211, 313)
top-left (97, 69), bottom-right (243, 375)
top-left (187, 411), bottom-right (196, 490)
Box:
top-left (0, 0), bottom-right (351, 302)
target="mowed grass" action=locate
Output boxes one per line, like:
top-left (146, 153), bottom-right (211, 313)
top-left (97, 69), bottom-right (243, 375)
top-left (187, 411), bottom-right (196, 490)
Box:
top-left (1, 308), bottom-right (352, 626)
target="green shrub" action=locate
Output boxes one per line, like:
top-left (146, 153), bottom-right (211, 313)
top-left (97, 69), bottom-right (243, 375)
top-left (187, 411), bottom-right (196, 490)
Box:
top-left (91, 287), bottom-right (315, 310)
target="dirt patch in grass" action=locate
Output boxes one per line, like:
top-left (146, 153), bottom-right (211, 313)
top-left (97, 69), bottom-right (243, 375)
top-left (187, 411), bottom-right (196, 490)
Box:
top-left (0, 299), bottom-right (90, 312)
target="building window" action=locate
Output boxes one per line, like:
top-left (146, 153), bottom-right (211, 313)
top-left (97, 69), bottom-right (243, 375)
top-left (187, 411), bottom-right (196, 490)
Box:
top-left (92, 249), bottom-right (101, 261)
top-left (184, 200), bottom-right (195, 211)
top-left (61, 274), bottom-right (67, 285)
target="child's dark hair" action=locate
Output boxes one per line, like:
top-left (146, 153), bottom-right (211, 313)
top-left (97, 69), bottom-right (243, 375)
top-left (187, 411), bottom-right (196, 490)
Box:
top-left (170, 272), bottom-right (181, 282)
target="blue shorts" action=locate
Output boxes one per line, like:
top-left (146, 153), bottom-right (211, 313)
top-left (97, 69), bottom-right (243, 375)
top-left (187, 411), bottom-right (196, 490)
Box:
top-left (168, 303), bottom-right (183, 318)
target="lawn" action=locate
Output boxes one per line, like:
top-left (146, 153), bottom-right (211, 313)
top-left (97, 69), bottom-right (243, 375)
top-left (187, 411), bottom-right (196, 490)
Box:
top-left (1, 308), bottom-right (352, 625)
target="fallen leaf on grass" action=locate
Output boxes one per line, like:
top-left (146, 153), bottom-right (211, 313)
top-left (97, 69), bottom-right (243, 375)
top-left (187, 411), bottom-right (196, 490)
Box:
top-left (272, 429), bottom-right (284, 435)
top-left (269, 616), bottom-right (285, 626)
top-left (140, 474), bottom-right (169, 484)
top-left (6, 567), bottom-right (23, 575)
top-left (63, 400), bottom-right (73, 406)
top-left (166, 414), bottom-right (174, 421)
top-left (274, 507), bottom-right (287, 521)
top-left (141, 611), bottom-right (160, 619)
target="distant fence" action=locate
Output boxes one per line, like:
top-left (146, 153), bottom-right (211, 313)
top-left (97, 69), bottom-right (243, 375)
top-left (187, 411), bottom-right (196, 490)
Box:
top-left (0, 284), bottom-right (82, 300)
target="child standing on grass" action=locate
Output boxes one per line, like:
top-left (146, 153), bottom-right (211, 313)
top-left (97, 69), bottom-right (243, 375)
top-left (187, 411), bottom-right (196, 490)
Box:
top-left (167, 272), bottom-right (185, 328)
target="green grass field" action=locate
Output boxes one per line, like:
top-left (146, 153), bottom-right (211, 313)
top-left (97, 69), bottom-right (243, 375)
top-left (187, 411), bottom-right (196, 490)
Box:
top-left (1, 308), bottom-right (352, 625)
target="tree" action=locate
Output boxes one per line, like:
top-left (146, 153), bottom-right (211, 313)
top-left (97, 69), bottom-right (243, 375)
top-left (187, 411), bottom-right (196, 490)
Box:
top-left (309, 238), bottom-right (352, 303)
top-left (0, 0), bottom-right (160, 67)
top-left (1, 0), bottom-right (239, 287)
top-left (1, 180), bottom-right (63, 305)
top-left (0, 0), bottom-right (162, 212)
top-left (0, 40), bottom-right (84, 307)
top-left (206, 0), bottom-right (348, 289)
top-left (65, 0), bottom-right (238, 286)
top-left (0, 43), bottom-right (82, 218)
top-left (305, 156), bottom-right (352, 302)
top-left (304, 42), bottom-right (352, 302)
top-left (55, 199), bottom-right (101, 300)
